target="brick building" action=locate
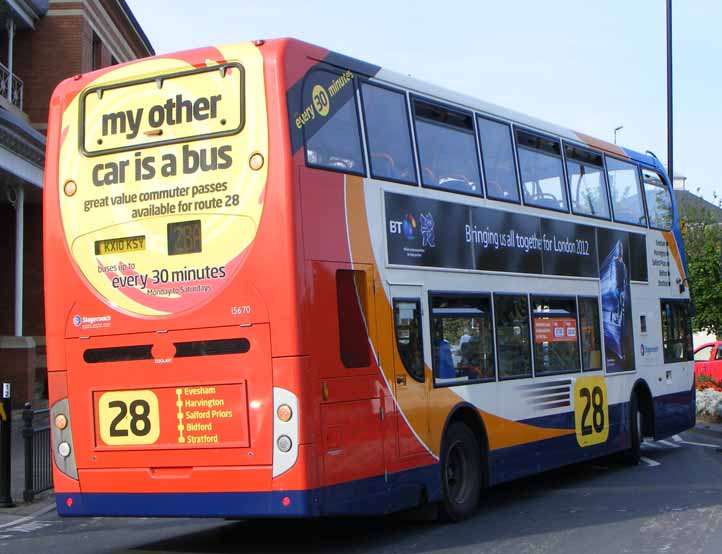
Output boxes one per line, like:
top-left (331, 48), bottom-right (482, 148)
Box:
top-left (0, 0), bottom-right (153, 408)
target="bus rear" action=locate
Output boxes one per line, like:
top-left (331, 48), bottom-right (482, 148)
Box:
top-left (43, 42), bottom-right (308, 517)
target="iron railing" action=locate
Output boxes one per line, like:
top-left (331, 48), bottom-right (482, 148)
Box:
top-left (0, 60), bottom-right (23, 110)
top-left (22, 404), bottom-right (52, 502)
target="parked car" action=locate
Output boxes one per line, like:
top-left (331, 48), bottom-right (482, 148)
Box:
top-left (694, 341), bottom-right (722, 382)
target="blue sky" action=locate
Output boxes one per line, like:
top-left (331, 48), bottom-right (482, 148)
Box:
top-left (126, 0), bottom-right (720, 201)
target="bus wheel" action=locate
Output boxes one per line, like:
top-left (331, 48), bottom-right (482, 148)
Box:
top-left (439, 422), bottom-right (481, 522)
top-left (623, 393), bottom-right (642, 465)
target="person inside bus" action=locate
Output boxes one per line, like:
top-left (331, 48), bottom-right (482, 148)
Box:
top-left (433, 319), bottom-right (456, 379)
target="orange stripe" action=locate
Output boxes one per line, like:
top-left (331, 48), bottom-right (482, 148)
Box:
top-left (663, 231), bottom-right (686, 280)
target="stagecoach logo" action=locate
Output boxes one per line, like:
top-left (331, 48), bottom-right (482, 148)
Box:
top-left (640, 343), bottom-right (660, 356)
top-left (72, 314), bottom-right (112, 329)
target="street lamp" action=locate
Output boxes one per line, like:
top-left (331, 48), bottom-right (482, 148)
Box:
top-left (614, 125), bottom-right (623, 144)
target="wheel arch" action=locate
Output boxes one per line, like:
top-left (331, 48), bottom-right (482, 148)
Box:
top-left (631, 378), bottom-right (655, 438)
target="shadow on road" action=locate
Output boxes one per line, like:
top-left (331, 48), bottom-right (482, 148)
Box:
top-left (130, 445), bottom-right (722, 554)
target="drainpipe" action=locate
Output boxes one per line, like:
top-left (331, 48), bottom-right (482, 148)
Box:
top-left (6, 18), bottom-right (14, 104)
top-left (12, 184), bottom-right (24, 337)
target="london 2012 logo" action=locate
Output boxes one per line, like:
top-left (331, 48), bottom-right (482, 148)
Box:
top-left (419, 212), bottom-right (435, 247)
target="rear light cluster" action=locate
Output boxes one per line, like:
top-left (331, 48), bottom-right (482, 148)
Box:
top-left (50, 399), bottom-right (78, 479)
top-left (272, 388), bottom-right (299, 478)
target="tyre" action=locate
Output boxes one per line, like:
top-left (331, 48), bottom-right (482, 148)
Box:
top-left (622, 393), bottom-right (642, 465)
top-left (439, 422), bottom-right (482, 522)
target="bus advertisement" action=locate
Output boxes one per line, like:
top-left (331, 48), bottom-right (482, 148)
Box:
top-left (43, 38), bottom-right (694, 521)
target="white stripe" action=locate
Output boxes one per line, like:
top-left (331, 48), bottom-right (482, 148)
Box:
top-left (640, 456), bottom-right (661, 467)
top-left (657, 440), bottom-right (681, 449)
top-left (0, 503), bottom-right (55, 530)
top-left (642, 441), bottom-right (663, 448)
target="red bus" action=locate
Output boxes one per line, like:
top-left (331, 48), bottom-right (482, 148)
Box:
top-left (44, 39), bottom-right (694, 521)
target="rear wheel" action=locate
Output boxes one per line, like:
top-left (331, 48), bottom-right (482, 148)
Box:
top-left (439, 422), bottom-right (481, 521)
top-left (623, 393), bottom-right (642, 465)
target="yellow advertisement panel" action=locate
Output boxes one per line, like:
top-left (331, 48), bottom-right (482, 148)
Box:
top-left (58, 44), bottom-right (267, 317)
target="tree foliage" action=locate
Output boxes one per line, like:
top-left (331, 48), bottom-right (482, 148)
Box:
top-left (679, 191), bottom-right (722, 336)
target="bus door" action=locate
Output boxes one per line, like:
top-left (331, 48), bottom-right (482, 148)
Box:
top-left (389, 285), bottom-right (430, 458)
top-left (312, 261), bottom-right (386, 507)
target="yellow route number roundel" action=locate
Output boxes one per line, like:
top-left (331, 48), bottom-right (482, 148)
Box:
top-left (573, 376), bottom-right (609, 447)
top-left (98, 390), bottom-right (160, 446)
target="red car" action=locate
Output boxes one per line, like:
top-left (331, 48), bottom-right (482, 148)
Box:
top-left (694, 341), bottom-right (722, 382)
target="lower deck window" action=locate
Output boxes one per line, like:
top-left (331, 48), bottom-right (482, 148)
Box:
top-left (393, 299), bottom-right (424, 382)
top-left (494, 294), bottom-right (532, 379)
top-left (578, 297), bottom-right (602, 370)
top-left (430, 295), bottom-right (494, 386)
top-left (531, 296), bottom-right (580, 375)
top-left (661, 300), bottom-right (692, 363)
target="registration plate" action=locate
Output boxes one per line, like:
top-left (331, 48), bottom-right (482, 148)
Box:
top-left (94, 235), bottom-right (146, 255)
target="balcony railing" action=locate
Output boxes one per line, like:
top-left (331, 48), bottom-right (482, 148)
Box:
top-left (0, 60), bottom-right (23, 110)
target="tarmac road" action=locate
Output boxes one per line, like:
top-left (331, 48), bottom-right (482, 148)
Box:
top-left (2, 429), bottom-right (722, 554)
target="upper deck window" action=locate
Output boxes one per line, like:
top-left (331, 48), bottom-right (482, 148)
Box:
top-left (565, 145), bottom-right (610, 219)
top-left (516, 130), bottom-right (568, 212)
top-left (606, 157), bottom-right (646, 226)
top-left (360, 83), bottom-right (417, 184)
top-left (477, 116), bottom-right (520, 203)
top-left (413, 99), bottom-right (481, 196)
top-left (642, 169), bottom-right (673, 230)
top-left (303, 69), bottom-right (365, 175)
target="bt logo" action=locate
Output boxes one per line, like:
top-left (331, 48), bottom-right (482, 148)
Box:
top-left (389, 213), bottom-right (417, 240)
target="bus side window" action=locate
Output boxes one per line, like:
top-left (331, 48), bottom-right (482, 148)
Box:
top-left (336, 270), bottom-right (370, 368)
top-left (412, 99), bottom-right (482, 196)
top-left (429, 294), bottom-right (495, 387)
top-left (393, 299), bottom-right (424, 382)
top-left (360, 83), bottom-right (417, 185)
top-left (578, 297), bottom-right (602, 371)
top-left (660, 300), bottom-right (693, 363)
top-left (494, 294), bottom-right (532, 379)
top-left (516, 130), bottom-right (568, 212)
top-left (531, 296), bottom-right (580, 375)
top-left (477, 116), bottom-right (520, 203)
top-left (303, 69), bottom-right (365, 176)
top-left (565, 145), bottom-right (610, 219)
top-left (642, 169), bottom-right (673, 230)
top-left (606, 156), bottom-right (647, 226)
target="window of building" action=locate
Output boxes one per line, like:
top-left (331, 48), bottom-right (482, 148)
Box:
top-left (413, 99), bottom-right (482, 196)
top-left (494, 294), bottom-right (532, 379)
top-left (660, 300), bottom-right (692, 363)
top-left (92, 32), bottom-right (102, 70)
top-left (565, 145), bottom-right (610, 219)
top-left (578, 297), bottom-right (602, 371)
top-left (430, 294), bottom-right (495, 386)
top-left (393, 299), bottom-right (424, 382)
top-left (606, 157), bottom-right (646, 226)
top-left (642, 169), bottom-right (673, 230)
top-left (477, 116), bottom-right (519, 202)
top-left (336, 270), bottom-right (370, 368)
top-left (695, 345), bottom-right (713, 361)
top-left (360, 83), bottom-right (417, 184)
top-left (531, 296), bottom-right (580, 375)
top-left (304, 69), bottom-right (365, 175)
top-left (516, 130), bottom-right (568, 211)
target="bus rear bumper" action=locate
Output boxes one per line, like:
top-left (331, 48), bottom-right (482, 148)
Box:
top-left (56, 490), bottom-right (316, 518)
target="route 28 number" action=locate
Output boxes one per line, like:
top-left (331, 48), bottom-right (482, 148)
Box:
top-left (573, 377), bottom-right (609, 447)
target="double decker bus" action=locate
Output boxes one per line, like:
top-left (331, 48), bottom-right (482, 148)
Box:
top-left (44, 38), bottom-right (694, 521)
